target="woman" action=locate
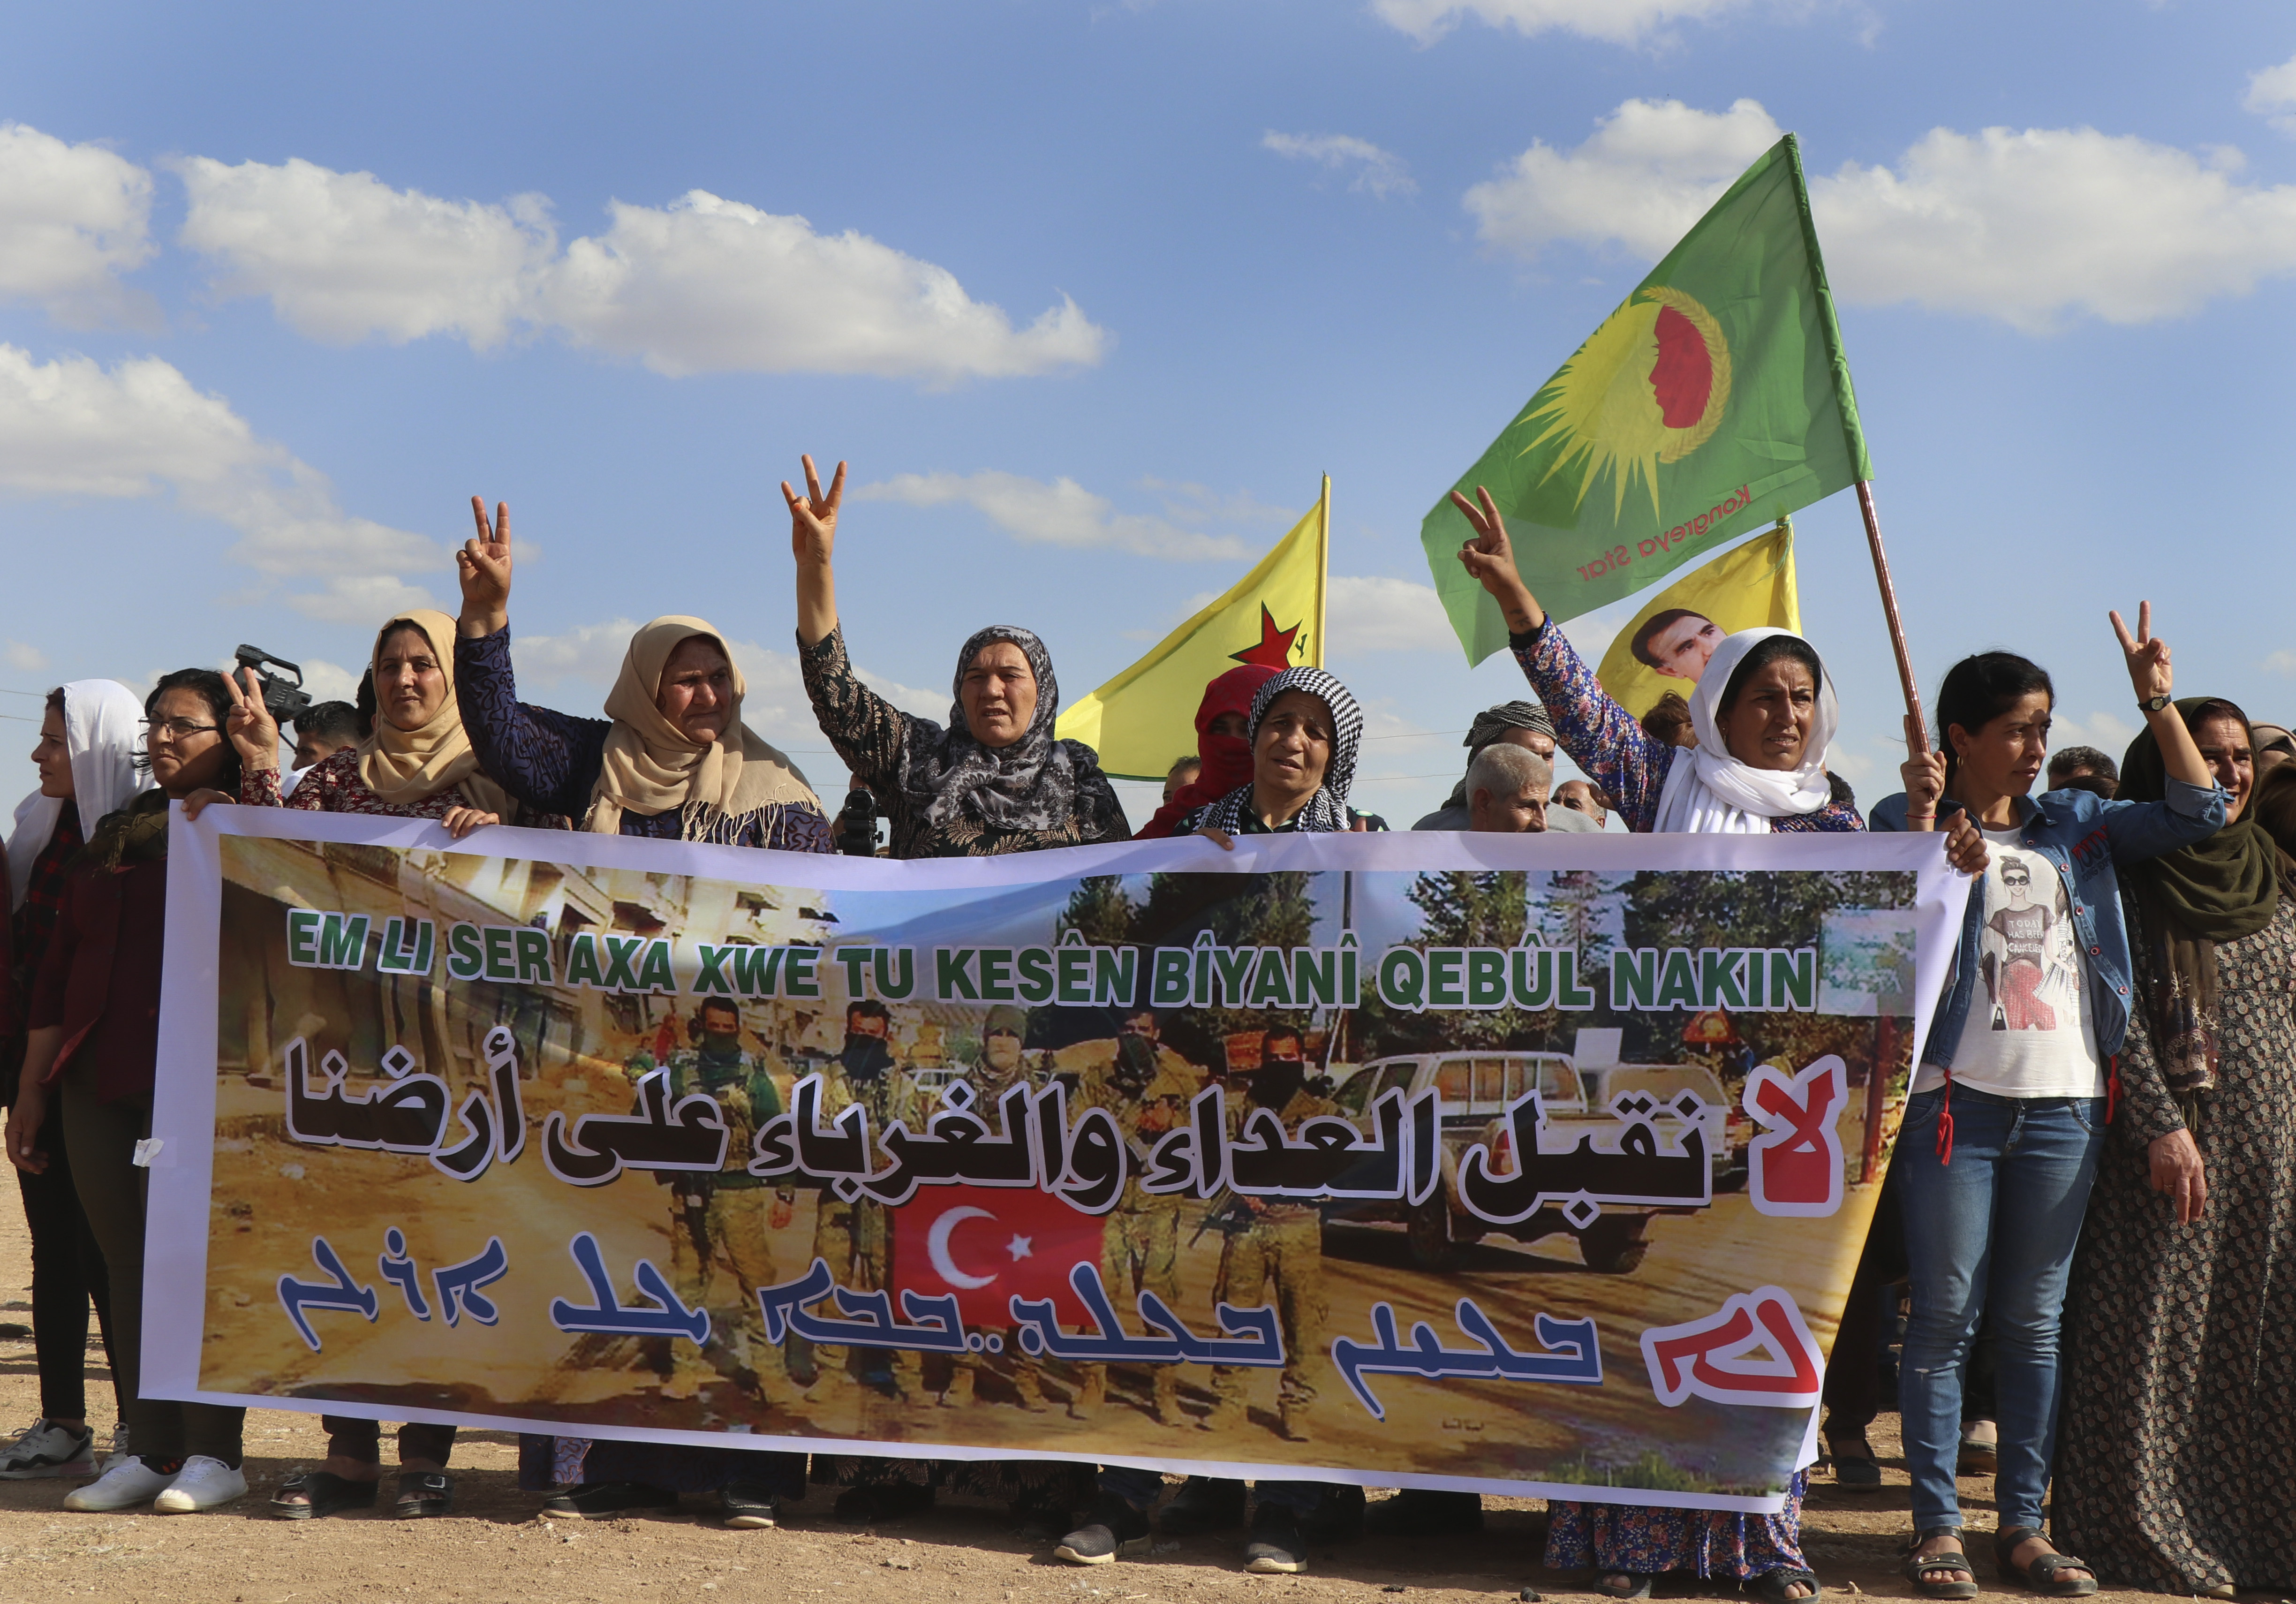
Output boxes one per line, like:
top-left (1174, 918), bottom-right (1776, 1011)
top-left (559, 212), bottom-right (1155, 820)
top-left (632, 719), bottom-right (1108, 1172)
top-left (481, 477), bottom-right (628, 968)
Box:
top-left (0, 682), bottom-right (143, 1481)
top-left (2054, 701), bottom-right (2295, 1595)
top-left (7, 672), bottom-right (251, 1513)
top-left (453, 498), bottom-right (832, 851)
top-left (213, 609), bottom-right (525, 838)
top-left (1870, 625), bottom-right (2224, 1599)
top-left (187, 611), bottom-right (528, 1516)
top-left (785, 454), bottom-right (1115, 1532)
top-left (1454, 489), bottom-right (1932, 1600)
top-left (451, 499), bottom-right (827, 1528)
top-left (790, 457), bottom-right (1129, 858)
top-left (1171, 664), bottom-right (1362, 840)
top-left (1136, 664), bottom-right (1277, 840)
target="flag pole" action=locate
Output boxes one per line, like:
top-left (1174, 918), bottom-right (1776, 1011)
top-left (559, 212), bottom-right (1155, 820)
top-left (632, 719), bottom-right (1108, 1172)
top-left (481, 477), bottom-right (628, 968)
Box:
top-left (1854, 480), bottom-right (1929, 757)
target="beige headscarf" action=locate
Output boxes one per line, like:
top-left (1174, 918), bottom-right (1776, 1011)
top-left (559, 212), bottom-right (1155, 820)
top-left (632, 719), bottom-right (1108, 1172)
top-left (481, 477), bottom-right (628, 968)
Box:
top-left (588, 616), bottom-right (820, 840)
top-left (359, 611), bottom-right (517, 820)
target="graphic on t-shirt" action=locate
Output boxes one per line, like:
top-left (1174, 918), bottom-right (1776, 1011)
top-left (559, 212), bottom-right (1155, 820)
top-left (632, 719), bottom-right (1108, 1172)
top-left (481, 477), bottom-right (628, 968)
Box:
top-left (1979, 854), bottom-right (2072, 1032)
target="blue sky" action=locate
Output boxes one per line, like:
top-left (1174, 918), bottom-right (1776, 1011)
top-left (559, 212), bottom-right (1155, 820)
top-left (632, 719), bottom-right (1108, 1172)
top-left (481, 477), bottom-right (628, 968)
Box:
top-left (5, 1), bottom-right (2295, 827)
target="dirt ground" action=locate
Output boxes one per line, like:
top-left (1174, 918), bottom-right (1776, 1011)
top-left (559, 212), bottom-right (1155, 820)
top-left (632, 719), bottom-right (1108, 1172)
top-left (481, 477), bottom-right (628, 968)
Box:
top-left (0, 1201), bottom-right (2242, 1604)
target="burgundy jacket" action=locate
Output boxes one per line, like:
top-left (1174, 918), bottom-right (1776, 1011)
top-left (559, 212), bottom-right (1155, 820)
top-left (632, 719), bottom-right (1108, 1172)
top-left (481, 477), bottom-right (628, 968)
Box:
top-left (29, 855), bottom-right (167, 1104)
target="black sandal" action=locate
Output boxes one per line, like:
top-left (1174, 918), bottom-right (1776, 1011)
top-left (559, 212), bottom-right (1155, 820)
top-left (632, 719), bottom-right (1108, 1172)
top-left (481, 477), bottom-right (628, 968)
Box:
top-left (1994, 1527), bottom-right (2096, 1596)
top-left (1751, 1567), bottom-right (1821, 1604)
top-left (395, 1471), bottom-right (454, 1518)
top-left (1903, 1528), bottom-right (1980, 1599)
top-left (271, 1470), bottom-right (379, 1519)
top-left (1825, 1436), bottom-right (1882, 1492)
top-left (1593, 1574), bottom-right (1654, 1599)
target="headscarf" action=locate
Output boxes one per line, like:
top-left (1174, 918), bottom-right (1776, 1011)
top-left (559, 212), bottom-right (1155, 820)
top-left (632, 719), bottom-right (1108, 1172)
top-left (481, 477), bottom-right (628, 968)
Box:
top-left (2118, 698), bottom-right (2291, 1102)
top-left (590, 617), bottom-right (821, 841)
top-left (898, 626), bottom-right (1113, 837)
top-left (1651, 628), bottom-right (1838, 835)
top-left (8, 680), bottom-right (149, 909)
top-left (1197, 666), bottom-right (1364, 835)
top-left (358, 611), bottom-right (515, 821)
top-left (1136, 664), bottom-right (1279, 840)
top-left (1440, 700), bottom-right (1555, 810)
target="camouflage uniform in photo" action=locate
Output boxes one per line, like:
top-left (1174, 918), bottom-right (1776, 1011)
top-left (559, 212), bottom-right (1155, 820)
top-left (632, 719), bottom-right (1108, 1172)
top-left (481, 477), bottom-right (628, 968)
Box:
top-left (626, 1043), bottom-right (802, 1407)
top-left (1206, 1083), bottom-right (1336, 1442)
top-left (1071, 1033), bottom-right (1202, 1425)
top-left (802, 1056), bottom-right (927, 1399)
top-left (939, 1037), bottom-right (1050, 1413)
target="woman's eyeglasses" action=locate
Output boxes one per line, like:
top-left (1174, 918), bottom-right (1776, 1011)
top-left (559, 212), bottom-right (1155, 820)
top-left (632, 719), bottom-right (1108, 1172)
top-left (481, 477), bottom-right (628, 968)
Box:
top-left (143, 718), bottom-right (222, 740)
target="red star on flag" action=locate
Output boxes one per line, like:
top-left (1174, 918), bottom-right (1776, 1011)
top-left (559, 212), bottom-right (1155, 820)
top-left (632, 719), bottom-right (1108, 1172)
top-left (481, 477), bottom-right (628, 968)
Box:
top-left (1230, 605), bottom-right (1303, 669)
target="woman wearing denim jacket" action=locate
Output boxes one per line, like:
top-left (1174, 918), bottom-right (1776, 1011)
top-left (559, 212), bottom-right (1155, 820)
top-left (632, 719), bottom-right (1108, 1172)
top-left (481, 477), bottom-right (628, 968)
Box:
top-left (1872, 608), bottom-right (2225, 1599)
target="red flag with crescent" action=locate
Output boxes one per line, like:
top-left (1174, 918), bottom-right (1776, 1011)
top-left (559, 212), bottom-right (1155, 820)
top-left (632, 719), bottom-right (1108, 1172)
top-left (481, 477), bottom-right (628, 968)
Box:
top-left (891, 1187), bottom-right (1102, 1327)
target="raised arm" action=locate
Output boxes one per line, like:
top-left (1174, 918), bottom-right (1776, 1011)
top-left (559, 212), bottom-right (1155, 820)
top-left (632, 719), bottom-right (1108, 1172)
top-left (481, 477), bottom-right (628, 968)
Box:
top-left (2097, 602), bottom-right (2228, 863)
top-left (784, 454), bottom-right (915, 793)
top-left (1451, 486), bottom-right (1672, 829)
top-left (787, 455), bottom-right (846, 650)
top-left (2112, 602), bottom-right (2213, 792)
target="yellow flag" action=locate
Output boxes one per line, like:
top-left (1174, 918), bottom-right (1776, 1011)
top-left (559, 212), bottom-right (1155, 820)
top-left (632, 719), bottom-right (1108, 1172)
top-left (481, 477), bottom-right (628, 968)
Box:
top-left (1594, 522), bottom-right (1798, 719)
top-left (1057, 478), bottom-right (1329, 781)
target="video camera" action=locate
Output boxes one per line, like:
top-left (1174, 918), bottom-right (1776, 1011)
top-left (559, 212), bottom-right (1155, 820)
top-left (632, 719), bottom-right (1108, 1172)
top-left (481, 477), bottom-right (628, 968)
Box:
top-left (836, 782), bottom-right (879, 857)
top-left (232, 645), bottom-right (313, 727)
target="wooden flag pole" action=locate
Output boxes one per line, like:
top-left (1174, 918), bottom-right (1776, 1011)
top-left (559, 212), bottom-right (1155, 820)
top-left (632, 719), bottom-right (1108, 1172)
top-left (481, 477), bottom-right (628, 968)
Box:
top-left (1854, 480), bottom-right (1929, 757)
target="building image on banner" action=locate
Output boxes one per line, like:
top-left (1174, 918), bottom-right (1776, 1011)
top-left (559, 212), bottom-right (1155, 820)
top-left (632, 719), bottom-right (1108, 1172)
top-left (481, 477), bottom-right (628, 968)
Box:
top-left (150, 814), bottom-right (1968, 1511)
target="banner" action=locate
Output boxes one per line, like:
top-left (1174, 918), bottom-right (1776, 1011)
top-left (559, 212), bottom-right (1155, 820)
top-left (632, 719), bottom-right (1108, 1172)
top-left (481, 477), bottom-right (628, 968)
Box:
top-left (149, 813), bottom-right (1968, 1511)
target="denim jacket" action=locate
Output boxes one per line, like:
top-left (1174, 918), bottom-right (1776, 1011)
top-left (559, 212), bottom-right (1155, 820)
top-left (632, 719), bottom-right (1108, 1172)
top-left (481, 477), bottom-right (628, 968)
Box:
top-left (1871, 779), bottom-right (2225, 1068)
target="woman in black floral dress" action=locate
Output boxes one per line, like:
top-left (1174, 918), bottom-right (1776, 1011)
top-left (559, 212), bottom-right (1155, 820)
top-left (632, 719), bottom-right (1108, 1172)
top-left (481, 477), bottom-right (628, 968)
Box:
top-left (2055, 704), bottom-right (2296, 1595)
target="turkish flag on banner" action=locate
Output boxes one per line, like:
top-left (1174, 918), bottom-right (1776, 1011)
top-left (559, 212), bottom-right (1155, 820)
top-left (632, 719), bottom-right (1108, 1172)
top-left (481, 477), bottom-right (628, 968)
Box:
top-left (891, 1187), bottom-right (1105, 1328)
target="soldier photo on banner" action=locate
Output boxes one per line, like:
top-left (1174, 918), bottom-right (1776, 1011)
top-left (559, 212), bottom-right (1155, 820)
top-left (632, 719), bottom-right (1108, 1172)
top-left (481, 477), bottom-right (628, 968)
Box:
top-left (147, 810), bottom-right (1970, 1512)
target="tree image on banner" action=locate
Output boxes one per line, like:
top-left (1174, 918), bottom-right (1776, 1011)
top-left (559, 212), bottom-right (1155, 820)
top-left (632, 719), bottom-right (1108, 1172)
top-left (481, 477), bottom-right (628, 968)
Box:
top-left (1419, 135), bottom-right (1870, 663)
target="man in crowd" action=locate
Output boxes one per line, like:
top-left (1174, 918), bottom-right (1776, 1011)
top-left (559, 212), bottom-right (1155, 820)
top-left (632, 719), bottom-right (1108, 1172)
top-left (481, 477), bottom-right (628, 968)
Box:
top-left (2047, 745), bottom-right (2118, 797)
top-left (1163, 755), bottom-right (1202, 803)
top-left (1464, 743), bottom-right (1550, 833)
top-left (280, 700), bottom-right (362, 796)
top-left (1415, 701), bottom-right (1595, 832)
top-left (1554, 779), bottom-right (1610, 829)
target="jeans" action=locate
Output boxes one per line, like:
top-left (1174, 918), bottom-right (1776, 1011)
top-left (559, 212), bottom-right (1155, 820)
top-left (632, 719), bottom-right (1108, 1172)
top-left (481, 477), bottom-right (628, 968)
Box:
top-left (1896, 1086), bottom-right (2104, 1532)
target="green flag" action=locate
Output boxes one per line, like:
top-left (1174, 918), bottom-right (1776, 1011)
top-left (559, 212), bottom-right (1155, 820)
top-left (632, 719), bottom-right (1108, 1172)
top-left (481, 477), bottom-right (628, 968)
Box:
top-left (1422, 133), bottom-right (1870, 664)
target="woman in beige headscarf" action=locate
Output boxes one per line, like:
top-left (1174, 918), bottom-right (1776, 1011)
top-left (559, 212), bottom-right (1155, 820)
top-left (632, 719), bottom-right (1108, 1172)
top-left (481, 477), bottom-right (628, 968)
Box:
top-left (450, 500), bottom-right (831, 851)
top-left (189, 609), bottom-right (522, 840)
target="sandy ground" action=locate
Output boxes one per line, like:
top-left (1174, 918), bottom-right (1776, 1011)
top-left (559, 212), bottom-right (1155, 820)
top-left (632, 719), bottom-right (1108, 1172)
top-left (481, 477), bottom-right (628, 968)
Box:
top-left (0, 1195), bottom-right (2245, 1604)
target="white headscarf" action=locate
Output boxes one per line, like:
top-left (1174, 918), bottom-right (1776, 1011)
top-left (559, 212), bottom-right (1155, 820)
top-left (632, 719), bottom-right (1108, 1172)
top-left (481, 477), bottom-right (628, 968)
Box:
top-left (7, 679), bottom-right (151, 908)
top-left (1650, 628), bottom-right (1838, 835)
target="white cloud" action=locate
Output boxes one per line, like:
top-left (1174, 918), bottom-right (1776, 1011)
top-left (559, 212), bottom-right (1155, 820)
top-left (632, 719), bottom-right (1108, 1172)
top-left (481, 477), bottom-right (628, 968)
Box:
top-left (2262, 649), bottom-right (2296, 676)
top-left (176, 158), bottom-right (1108, 383)
top-left (0, 344), bottom-right (446, 616)
top-left (2049, 709), bottom-right (2140, 756)
top-left (1326, 575), bottom-right (1456, 651)
top-left (1261, 132), bottom-right (1417, 198)
top-left (5, 641), bottom-right (49, 672)
top-left (855, 471), bottom-right (1253, 560)
top-left (298, 658), bottom-right (361, 703)
top-left (1372, 0), bottom-right (1757, 46)
top-left (0, 122), bottom-right (159, 328)
top-left (2246, 53), bottom-right (2296, 135)
top-left (1468, 97), bottom-right (2296, 331)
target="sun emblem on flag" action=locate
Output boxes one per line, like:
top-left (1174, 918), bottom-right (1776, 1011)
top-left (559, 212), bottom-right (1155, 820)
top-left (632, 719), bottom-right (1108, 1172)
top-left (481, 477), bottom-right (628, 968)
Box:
top-left (1517, 285), bottom-right (1732, 520)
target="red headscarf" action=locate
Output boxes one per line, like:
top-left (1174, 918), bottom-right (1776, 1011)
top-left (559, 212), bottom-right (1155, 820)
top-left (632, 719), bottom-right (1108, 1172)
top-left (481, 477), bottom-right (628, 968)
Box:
top-left (1135, 664), bottom-right (1279, 839)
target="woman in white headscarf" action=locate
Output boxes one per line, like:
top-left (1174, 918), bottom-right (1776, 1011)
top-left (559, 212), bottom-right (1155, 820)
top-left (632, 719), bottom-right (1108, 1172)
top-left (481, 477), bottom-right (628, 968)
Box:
top-left (0, 681), bottom-right (144, 1482)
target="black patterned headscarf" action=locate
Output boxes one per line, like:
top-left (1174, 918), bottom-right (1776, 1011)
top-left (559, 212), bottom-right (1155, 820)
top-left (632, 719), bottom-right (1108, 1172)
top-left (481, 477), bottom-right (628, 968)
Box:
top-left (901, 626), bottom-right (1110, 834)
top-left (1198, 666), bottom-right (1364, 834)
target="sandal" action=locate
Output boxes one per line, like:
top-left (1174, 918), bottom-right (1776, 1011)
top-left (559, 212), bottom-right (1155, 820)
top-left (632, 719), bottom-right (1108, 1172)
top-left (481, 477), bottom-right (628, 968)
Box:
top-left (1751, 1567), bottom-right (1821, 1604)
top-left (270, 1470), bottom-right (379, 1520)
top-left (1993, 1528), bottom-right (2096, 1596)
top-left (395, 1471), bottom-right (454, 1518)
top-left (1903, 1528), bottom-right (1980, 1599)
top-left (1593, 1574), bottom-right (1654, 1599)
top-left (1826, 1436), bottom-right (1882, 1492)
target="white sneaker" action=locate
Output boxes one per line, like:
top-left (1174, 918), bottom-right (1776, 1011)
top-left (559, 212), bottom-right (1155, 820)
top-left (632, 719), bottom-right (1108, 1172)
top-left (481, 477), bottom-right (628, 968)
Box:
top-left (98, 1425), bottom-right (132, 1475)
top-left (153, 1455), bottom-right (248, 1513)
top-left (62, 1456), bottom-right (174, 1511)
top-left (0, 1419), bottom-right (96, 1479)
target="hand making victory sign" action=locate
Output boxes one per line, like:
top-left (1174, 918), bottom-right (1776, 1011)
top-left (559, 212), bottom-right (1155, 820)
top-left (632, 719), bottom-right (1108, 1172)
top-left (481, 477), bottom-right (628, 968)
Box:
top-left (2112, 601), bottom-right (2213, 789)
top-left (458, 497), bottom-right (514, 640)
top-left (786, 454), bottom-right (847, 649)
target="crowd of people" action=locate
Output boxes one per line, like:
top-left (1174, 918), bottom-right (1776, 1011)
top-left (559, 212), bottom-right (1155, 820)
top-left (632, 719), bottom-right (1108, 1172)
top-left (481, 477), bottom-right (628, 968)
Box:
top-left (0, 459), bottom-right (2289, 1596)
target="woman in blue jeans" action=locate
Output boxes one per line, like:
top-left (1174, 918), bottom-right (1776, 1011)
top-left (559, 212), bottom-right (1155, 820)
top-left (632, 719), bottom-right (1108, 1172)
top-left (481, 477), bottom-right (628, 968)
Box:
top-left (1874, 605), bottom-right (2224, 1598)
